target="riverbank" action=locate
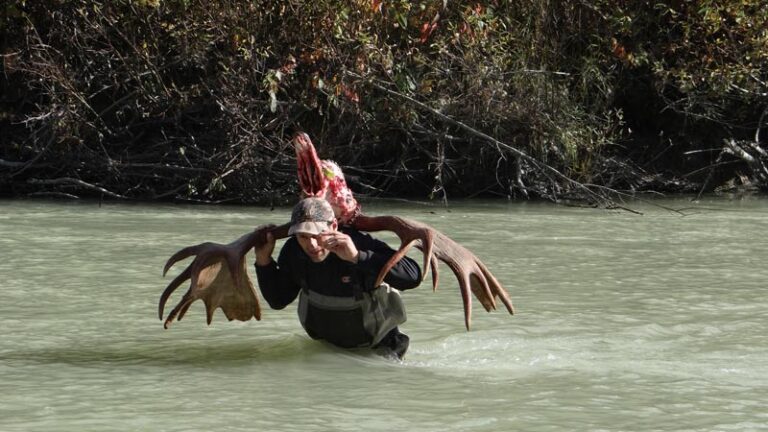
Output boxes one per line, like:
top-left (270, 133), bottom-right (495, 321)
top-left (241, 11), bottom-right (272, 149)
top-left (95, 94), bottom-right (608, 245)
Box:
top-left (2, 1), bottom-right (766, 203)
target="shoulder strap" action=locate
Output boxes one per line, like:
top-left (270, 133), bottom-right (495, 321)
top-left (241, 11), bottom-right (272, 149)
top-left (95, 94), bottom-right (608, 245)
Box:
top-left (350, 275), bottom-right (364, 300)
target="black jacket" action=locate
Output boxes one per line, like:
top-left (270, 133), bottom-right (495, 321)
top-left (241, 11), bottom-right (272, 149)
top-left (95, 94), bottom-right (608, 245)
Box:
top-left (255, 227), bottom-right (422, 310)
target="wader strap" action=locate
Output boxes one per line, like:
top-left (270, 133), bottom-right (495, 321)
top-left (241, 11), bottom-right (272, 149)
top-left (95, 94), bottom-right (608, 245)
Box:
top-left (351, 273), bottom-right (364, 300)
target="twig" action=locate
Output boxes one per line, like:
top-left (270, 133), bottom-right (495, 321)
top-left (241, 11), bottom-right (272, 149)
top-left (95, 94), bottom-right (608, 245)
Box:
top-left (151, 184), bottom-right (188, 200)
top-left (27, 177), bottom-right (128, 199)
top-left (9, 131), bottom-right (56, 178)
top-left (683, 158), bottom-right (738, 178)
top-left (756, 106), bottom-right (767, 145)
top-left (0, 159), bottom-right (26, 168)
top-left (117, 162), bottom-right (213, 173)
top-left (695, 150), bottom-right (725, 200)
top-left (503, 69), bottom-right (571, 76)
top-left (27, 191), bottom-right (80, 199)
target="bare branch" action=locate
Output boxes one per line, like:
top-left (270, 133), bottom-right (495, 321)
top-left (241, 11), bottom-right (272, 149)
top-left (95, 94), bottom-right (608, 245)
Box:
top-left (347, 71), bottom-right (622, 209)
top-left (28, 177), bottom-right (128, 199)
top-left (0, 159), bottom-right (26, 168)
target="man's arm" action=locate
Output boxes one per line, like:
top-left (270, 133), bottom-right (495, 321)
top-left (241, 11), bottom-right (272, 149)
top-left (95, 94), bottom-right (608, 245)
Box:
top-left (254, 235), bottom-right (301, 309)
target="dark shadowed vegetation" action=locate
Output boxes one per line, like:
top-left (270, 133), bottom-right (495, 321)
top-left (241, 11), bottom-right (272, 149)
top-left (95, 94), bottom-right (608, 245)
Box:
top-left (1, 0), bottom-right (766, 205)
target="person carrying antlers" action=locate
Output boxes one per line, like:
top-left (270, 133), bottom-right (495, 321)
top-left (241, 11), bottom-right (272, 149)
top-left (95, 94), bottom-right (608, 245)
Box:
top-left (254, 197), bottom-right (421, 359)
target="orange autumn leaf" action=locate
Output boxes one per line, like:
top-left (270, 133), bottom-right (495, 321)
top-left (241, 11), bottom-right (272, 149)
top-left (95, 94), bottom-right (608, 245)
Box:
top-left (611, 38), bottom-right (627, 60)
top-left (420, 22), bottom-right (438, 44)
top-left (339, 84), bottom-right (360, 103)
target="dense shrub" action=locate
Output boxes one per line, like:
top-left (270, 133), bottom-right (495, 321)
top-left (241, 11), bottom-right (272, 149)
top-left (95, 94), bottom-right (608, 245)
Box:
top-left (1, 0), bottom-right (766, 202)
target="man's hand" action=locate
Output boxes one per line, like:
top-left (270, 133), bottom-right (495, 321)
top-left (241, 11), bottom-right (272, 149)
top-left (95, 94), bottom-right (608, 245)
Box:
top-left (254, 232), bottom-right (275, 266)
top-left (318, 232), bottom-right (359, 263)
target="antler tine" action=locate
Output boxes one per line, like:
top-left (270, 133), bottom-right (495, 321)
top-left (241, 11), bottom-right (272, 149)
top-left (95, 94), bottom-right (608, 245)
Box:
top-left (204, 300), bottom-right (216, 325)
top-left (159, 266), bottom-right (192, 320)
top-left (457, 272), bottom-right (473, 330)
top-left (429, 255), bottom-right (439, 292)
top-left (177, 300), bottom-right (196, 323)
top-left (431, 231), bottom-right (497, 311)
top-left (418, 229), bottom-right (435, 283)
top-left (164, 258), bottom-right (222, 327)
top-left (163, 244), bottom-right (204, 276)
top-left (161, 243), bottom-right (220, 322)
top-left (163, 292), bottom-right (195, 329)
top-left (478, 261), bottom-right (515, 314)
top-left (469, 271), bottom-right (496, 312)
top-left (160, 260), bottom-right (204, 324)
top-left (374, 238), bottom-right (419, 287)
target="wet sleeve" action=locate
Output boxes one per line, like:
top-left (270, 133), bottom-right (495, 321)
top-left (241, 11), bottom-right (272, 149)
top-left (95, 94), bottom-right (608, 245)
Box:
top-left (254, 242), bottom-right (301, 309)
top-left (351, 231), bottom-right (422, 291)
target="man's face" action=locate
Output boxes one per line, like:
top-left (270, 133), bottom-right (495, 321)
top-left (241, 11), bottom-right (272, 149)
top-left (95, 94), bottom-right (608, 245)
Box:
top-left (296, 221), bottom-right (337, 262)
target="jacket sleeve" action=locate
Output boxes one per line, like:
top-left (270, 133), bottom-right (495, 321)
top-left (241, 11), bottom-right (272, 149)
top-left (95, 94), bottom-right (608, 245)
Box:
top-left (254, 240), bottom-right (302, 309)
top-left (349, 229), bottom-right (422, 291)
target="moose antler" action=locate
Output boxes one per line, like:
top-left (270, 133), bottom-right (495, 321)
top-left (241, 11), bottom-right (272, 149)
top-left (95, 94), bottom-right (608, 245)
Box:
top-left (159, 223), bottom-right (290, 328)
top-left (352, 215), bottom-right (515, 330)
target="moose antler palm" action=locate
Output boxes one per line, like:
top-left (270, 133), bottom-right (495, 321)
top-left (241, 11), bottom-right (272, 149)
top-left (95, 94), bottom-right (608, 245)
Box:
top-left (161, 133), bottom-right (514, 329)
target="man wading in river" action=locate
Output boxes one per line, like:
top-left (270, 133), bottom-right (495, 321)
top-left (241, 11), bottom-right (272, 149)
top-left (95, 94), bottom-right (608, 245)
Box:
top-left (159, 133), bottom-right (514, 349)
top-left (253, 197), bottom-right (422, 359)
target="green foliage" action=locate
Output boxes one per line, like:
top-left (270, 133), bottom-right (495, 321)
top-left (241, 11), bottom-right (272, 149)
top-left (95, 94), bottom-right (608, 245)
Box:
top-left (1, 0), bottom-right (765, 201)
top-left (600, 0), bottom-right (766, 122)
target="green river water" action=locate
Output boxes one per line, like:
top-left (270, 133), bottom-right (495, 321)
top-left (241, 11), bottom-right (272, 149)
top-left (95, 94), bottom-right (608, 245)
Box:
top-left (0, 197), bottom-right (766, 431)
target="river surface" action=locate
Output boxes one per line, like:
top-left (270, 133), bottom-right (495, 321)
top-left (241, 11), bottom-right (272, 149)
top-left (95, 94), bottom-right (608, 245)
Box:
top-left (1, 197), bottom-right (766, 431)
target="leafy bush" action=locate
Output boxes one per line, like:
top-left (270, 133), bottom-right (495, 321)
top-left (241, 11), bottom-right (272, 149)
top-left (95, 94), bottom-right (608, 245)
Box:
top-left (1, 0), bottom-right (765, 201)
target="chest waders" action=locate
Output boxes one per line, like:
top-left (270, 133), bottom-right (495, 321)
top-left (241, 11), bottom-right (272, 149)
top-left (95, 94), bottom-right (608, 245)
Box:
top-left (297, 279), bottom-right (407, 348)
